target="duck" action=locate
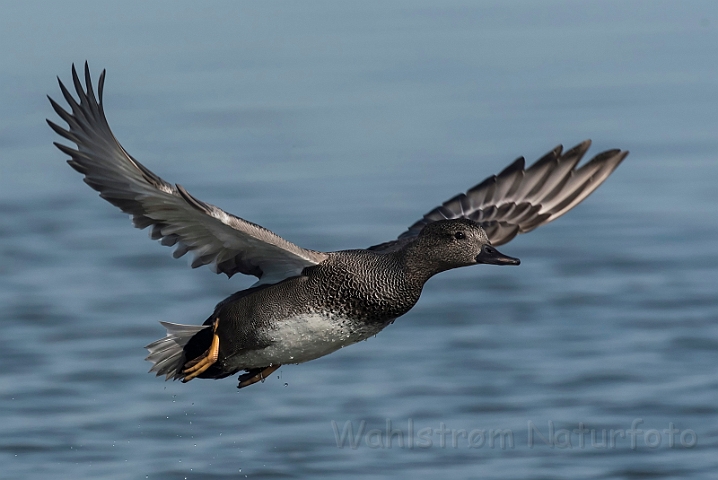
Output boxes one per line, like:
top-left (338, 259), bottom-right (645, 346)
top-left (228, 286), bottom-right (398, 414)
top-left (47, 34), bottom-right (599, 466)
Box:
top-left (48, 64), bottom-right (627, 389)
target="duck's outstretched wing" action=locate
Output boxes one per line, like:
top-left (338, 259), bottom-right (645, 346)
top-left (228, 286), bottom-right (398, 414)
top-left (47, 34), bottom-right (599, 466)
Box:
top-left (370, 141), bottom-right (627, 251)
top-left (48, 63), bottom-right (327, 284)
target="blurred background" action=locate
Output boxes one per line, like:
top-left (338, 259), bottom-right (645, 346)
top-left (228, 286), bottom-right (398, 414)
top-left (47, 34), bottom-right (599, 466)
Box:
top-left (1, 1), bottom-right (717, 478)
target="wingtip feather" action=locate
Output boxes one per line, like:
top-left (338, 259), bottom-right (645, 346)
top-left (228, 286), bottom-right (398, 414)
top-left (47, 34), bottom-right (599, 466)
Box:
top-left (387, 140), bottom-right (626, 247)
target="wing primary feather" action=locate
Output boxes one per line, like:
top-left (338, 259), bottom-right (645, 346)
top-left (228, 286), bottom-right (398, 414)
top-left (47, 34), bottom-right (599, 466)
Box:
top-left (176, 184), bottom-right (212, 213)
top-left (48, 96), bottom-right (83, 133)
top-left (83, 62), bottom-right (97, 108)
top-left (46, 119), bottom-right (81, 145)
top-left (378, 140), bottom-right (626, 248)
top-left (49, 64), bottom-right (327, 282)
top-left (493, 157), bottom-right (525, 201)
top-left (71, 64), bottom-right (84, 105)
top-left (97, 69), bottom-right (106, 104)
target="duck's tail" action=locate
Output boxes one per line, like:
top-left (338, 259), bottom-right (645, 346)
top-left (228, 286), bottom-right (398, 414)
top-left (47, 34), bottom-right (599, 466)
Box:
top-left (145, 322), bottom-right (210, 380)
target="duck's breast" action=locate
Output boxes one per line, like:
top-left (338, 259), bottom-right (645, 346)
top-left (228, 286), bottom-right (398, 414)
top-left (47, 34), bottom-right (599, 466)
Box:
top-left (223, 313), bottom-right (391, 368)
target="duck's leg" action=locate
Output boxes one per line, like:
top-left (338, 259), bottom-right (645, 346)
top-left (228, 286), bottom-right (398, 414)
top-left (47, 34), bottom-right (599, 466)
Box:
top-left (182, 319), bottom-right (220, 382)
top-left (237, 365), bottom-right (281, 389)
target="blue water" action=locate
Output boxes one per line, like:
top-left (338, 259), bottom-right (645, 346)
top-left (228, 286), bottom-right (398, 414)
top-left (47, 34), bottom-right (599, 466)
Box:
top-left (1, 1), bottom-right (717, 478)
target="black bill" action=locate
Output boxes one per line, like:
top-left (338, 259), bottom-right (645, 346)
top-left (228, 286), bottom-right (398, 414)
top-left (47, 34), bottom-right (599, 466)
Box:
top-left (475, 245), bottom-right (520, 266)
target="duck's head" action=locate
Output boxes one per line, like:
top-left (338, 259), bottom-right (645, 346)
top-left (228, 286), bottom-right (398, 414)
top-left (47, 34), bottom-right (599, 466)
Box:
top-left (412, 218), bottom-right (520, 274)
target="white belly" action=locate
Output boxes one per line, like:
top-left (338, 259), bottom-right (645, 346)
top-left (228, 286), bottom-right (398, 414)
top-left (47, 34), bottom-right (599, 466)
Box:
top-left (224, 314), bottom-right (390, 369)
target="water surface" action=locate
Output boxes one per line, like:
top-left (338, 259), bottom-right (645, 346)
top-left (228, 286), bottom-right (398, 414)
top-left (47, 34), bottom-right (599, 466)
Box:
top-left (1, 1), bottom-right (717, 478)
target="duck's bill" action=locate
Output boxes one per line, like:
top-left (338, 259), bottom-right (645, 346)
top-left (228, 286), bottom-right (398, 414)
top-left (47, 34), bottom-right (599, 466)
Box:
top-left (475, 245), bottom-right (520, 266)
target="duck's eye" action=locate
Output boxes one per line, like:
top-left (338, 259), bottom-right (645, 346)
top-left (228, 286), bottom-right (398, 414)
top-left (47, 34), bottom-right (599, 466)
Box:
top-left (454, 231), bottom-right (466, 240)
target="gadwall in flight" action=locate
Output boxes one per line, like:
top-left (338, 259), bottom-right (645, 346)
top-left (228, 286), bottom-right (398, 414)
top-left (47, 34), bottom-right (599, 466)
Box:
top-left (48, 64), bottom-right (627, 388)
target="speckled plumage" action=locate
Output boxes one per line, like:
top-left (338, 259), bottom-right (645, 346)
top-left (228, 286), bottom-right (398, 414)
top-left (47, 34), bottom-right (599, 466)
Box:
top-left (183, 224), bottom-right (484, 380)
top-left (49, 64), bottom-right (627, 388)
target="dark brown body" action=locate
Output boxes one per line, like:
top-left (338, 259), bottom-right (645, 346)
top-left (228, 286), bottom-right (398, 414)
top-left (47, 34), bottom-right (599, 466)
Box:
top-left (184, 248), bottom-right (429, 379)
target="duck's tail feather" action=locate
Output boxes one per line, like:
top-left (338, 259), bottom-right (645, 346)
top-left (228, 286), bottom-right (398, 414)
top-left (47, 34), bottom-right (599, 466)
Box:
top-left (145, 322), bottom-right (210, 380)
